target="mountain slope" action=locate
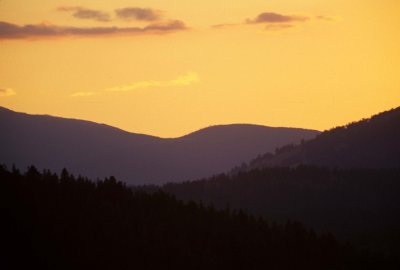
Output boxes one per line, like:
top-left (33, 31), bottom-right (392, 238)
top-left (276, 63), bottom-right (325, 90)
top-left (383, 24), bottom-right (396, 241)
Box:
top-left (247, 107), bottom-right (400, 169)
top-left (0, 107), bottom-right (319, 184)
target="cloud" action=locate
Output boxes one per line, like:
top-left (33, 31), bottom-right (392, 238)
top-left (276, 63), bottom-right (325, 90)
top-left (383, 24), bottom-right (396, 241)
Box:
top-left (265, 24), bottom-right (294, 31)
top-left (169, 72), bottom-right (199, 86)
top-left (0, 88), bottom-right (16, 97)
top-left (247, 12), bottom-right (309, 24)
top-left (58, 6), bottom-right (111, 22)
top-left (106, 72), bottom-right (199, 92)
top-left (213, 11), bottom-right (313, 31)
top-left (71, 72), bottom-right (199, 97)
top-left (145, 20), bottom-right (187, 32)
top-left (211, 23), bottom-right (240, 29)
top-left (0, 20), bottom-right (187, 39)
top-left (116, 7), bottom-right (162, 21)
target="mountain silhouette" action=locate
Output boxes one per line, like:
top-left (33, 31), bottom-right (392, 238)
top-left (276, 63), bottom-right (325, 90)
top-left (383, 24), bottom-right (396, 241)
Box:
top-left (0, 106), bottom-right (318, 184)
top-left (246, 107), bottom-right (400, 170)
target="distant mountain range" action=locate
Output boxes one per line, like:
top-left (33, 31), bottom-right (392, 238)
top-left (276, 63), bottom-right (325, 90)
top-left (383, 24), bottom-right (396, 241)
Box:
top-left (0, 106), bottom-right (318, 184)
top-left (246, 107), bottom-right (400, 170)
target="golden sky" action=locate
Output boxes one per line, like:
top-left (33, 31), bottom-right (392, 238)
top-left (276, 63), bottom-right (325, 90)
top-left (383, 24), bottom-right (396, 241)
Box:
top-left (1, 0), bottom-right (399, 137)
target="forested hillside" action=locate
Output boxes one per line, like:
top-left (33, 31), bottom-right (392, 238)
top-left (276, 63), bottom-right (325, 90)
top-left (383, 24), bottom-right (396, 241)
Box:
top-left (245, 107), bottom-right (400, 169)
top-left (1, 165), bottom-right (393, 270)
top-left (162, 166), bottom-right (400, 256)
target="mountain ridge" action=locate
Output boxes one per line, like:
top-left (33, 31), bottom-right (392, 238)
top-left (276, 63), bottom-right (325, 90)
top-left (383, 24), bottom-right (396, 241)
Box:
top-left (0, 106), bottom-right (319, 184)
top-left (0, 106), bottom-right (319, 139)
top-left (245, 106), bottom-right (400, 170)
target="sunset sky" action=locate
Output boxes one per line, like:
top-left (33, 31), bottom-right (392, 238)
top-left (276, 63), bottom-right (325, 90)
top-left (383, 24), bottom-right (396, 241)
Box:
top-left (1, 0), bottom-right (399, 137)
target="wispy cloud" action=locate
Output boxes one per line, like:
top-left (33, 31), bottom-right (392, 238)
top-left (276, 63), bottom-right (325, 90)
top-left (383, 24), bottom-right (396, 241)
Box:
top-left (213, 11), bottom-right (316, 31)
top-left (71, 72), bottom-right (199, 97)
top-left (0, 88), bottom-right (16, 97)
top-left (58, 6), bottom-right (111, 22)
top-left (144, 20), bottom-right (187, 32)
top-left (106, 72), bottom-right (199, 92)
top-left (264, 24), bottom-right (294, 31)
top-left (116, 7), bottom-right (162, 21)
top-left (211, 23), bottom-right (240, 29)
top-left (58, 6), bottom-right (163, 23)
top-left (0, 20), bottom-right (187, 39)
top-left (246, 12), bottom-right (309, 24)
top-left (169, 72), bottom-right (200, 86)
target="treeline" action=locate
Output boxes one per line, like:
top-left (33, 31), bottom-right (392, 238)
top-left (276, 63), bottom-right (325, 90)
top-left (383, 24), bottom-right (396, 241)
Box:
top-left (0, 165), bottom-right (394, 270)
top-left (162, 166), bottom-right (400, 256)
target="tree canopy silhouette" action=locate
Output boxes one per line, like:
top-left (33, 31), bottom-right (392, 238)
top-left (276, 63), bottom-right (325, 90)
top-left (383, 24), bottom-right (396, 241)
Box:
top-left (1, 164), bottom-right (394, 270)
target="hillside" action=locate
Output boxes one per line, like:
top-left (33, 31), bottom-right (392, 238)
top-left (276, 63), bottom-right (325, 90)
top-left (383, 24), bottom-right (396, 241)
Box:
top-left (162, 166), bottom-right (400, 257)
top-left (1, 165), bottom-right (392, 270)
top-left (246, 107), bottom-right (400, 170)
top-left (0, 106), bottom-right (318, 184)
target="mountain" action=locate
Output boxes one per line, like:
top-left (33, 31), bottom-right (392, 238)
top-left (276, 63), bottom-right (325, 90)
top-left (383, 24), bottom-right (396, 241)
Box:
top-left (0, 106), bottom-right (319, 184)
top-left (246, 107), bottom-right (400, 170)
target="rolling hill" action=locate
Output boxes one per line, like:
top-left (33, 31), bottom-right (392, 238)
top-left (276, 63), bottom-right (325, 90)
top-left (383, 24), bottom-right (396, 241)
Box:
top-left (246, 107), bottom-right (400, 170)
top-left (0, 106), bottom-right (318, 184)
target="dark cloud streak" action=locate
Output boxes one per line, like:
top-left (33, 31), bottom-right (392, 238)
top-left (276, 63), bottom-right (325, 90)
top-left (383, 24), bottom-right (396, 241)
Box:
top-left (211, 23), bottom-right (240, 29)
top-left (247, 12), bottom-right (309, 24)
top-left (213, 11), bottom-right (311, 31)
top-left (73, 9), bottom-right (110, 22)
top-left (0, 20), bottom-right (187, 39)
top-left (58, 6), bottom-right (111, 22)
top-left (145, 20), bottom-right (186, 31)
top-left (265, 24), bottom-right (294, 31)
top-left (116, 7), bottom-right (162, 21)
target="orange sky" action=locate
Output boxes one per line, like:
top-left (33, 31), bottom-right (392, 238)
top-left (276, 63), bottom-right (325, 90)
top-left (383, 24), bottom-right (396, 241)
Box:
top-left (1, 0), bottom-right (399, 137)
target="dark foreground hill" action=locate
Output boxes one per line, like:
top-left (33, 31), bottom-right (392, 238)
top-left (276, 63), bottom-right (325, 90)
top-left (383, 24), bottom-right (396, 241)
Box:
top-left (0, 106), bottom-right (318, 184)
top-left (1, 165), bottom-right (394, 270)
top-left (246, 107), bottom-right (400, 169)
top-left (162, 166), bottom-right (400, 257)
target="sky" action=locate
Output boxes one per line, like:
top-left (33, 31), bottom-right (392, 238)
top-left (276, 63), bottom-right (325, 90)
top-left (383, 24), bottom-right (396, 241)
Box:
top-left (0, 0), bottom-right (399, 137)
